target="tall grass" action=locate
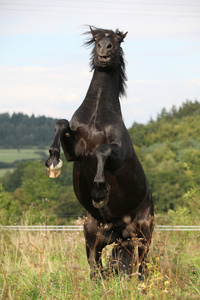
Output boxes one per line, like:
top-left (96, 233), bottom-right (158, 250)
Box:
top-left (0, 216), bottom-right (199, 299)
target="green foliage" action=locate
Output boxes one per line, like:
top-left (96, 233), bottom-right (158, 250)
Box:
top-left (0, 160), bottom-right (85, 224)
top-left (162, 164), bottom-right (200, 225)
top-left (129, 99), bottom-right (200, 212)
top-left (0, 183), bottom-right (21, 216)
top-left (157, 99), bottom-right (200, 120)
top-left (182, 164), bottom-right (200, 224)
top-left (1, 161), bottom-right (25, 192)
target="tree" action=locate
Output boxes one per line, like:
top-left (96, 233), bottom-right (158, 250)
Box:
top-left (0, 183), bottom-right (21, 221)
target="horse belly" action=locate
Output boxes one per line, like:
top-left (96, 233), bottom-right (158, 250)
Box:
top-left (73, 160), bottom-right (103, 217)
top-left (104, 162), bottom-right (147, 216)
top-left (73, 154), bottom-right (147, 220)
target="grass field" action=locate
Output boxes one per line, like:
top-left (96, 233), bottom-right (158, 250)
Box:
top-left (0, 148), bottom-right (49, 164)
top-left (0, 218), bottom-right (199, 299)
top-left (0, 148), bottom-right (49, 178)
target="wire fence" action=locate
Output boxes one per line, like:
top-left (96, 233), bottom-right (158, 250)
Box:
top-left (0, 225), bottom-right (200, 232)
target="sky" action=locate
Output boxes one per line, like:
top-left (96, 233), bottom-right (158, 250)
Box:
top-left (0, 0), bottom-right (200, 128)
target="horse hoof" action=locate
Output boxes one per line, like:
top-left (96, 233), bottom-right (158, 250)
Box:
top-left (91, 182), bottom-right (110, 208)
top-left (45, 159), bottom-right (63, 178)
top-left (92, 197), bottom-right (109, 209)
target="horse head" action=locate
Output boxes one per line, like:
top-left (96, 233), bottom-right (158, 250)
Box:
top-left (89, 27), bottom-right (128, 70)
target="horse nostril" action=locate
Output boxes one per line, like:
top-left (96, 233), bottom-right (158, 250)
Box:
top-left (98, 43), bottom-right (101, 49)
top-left (107, 43), bottom-right (112, 49)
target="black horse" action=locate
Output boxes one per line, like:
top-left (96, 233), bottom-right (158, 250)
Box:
top-left (45, 27), bottom-right (154, 278)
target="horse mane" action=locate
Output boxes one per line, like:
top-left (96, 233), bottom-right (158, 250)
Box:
top-left (84, 26), bottom-right (127, 98)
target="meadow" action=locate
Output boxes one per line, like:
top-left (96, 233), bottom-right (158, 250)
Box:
top-left (0, 149), bottom-right (49, 164)
top-left (0, 215), bottom-right (199, 300)
top-left (0, 148), bottom-right (49, 177)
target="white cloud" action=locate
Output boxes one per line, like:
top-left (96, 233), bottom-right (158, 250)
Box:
top-left (0, 65), bottom-right (91, 119)
top-left (1, 1), bottom-right (199, 41)
top-left (1, 64), bottom-right (199, 127)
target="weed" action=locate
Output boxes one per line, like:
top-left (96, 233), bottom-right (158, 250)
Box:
top-left (0, 216), bottom-right (199, 299)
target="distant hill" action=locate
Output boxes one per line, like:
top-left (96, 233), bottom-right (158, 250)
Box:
top-left (0, 113), bottom-right (58, 148)
top-left (129, 99), bottom-right (200, 211)
top-left (1, 100), bottom-right (200, 149)
top-left (129, 99), bottom-right (200, 147)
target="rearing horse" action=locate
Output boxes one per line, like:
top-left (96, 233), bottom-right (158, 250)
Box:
top-left (45, 27), bottom-right (154, 278)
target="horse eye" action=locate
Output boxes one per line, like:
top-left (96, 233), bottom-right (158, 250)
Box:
top-left (117, 36), bottom-right (121, 43)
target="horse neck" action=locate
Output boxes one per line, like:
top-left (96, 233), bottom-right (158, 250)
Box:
top-left (84, 68), bottom-right (122, 115)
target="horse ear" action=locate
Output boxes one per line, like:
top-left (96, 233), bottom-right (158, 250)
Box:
top-left (90, 26), bottom-right (96, 38)
top-left (122, 31), bottom-right (128, 41)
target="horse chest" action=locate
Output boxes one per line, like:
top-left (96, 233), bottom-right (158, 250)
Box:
top-left (70, 103), bottom-right (118, 156)
top-left (74, 124), bottom-right (106, 156)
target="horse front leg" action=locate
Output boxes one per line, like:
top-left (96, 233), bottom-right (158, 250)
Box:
top-left (45, 119), bottom-right (78, 178)
top-left (92, 143), bottom-right (122, 208)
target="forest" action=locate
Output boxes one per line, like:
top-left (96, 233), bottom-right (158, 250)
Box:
top-left (0, 112), bottom-right (57, 148)
top-left (0, 100), bottom-right (200, 221)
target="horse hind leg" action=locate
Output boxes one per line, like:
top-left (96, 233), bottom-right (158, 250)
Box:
top-left (84, 214), bottom-right (104, 279)
top-left (110, 240), bottom-right (135, 276)
top-left (136, 215), bottom-right (154, 279)
top-left (86, 241), bottom-right (104, 280)
top-left (110, 238), bottom-right (149, 278)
